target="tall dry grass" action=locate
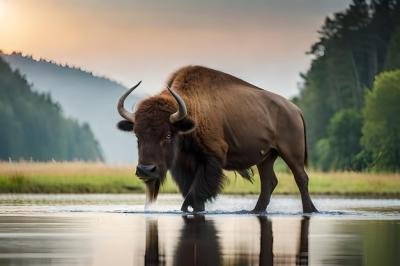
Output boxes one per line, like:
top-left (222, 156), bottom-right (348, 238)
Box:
top-left (0, 161), bottom-right (131, 177)
top-left (0, 162), bottom-right (399, 196)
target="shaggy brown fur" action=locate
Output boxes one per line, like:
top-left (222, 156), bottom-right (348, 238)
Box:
top-left (118, 65), bottom-right (317, 213)
top-left (162, 66), bottom-right (257, 163)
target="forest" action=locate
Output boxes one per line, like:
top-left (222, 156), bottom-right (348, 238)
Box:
top-left (0, 57), bottom-right (103, 161)
top-left (294, 0), bottom-right (400, 172)
top-left (1, 52), bottom-right (135, 163)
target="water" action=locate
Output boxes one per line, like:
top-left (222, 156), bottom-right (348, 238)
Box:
top-left (0, 194), bottom-right (399, 265)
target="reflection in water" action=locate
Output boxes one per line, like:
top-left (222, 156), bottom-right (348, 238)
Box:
top-left (298, 217), bottom-right (310, 265)
top-left (173, 216), bottom-right (220, 266)
top-left (144, 215), bottom-right (310, 266)
top-left (145, 219), bottom-right (165, 265)
top-left (0, 216), bottom-right (90, 266)
top-left (0, 214), bottom-right (399, 266)
top-left (258, 216), bottom-right (273, 265)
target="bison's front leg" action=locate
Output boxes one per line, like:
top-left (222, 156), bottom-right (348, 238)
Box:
top-left (180, 197), bottom-right (190, 212)
top-left (192, 199), bottom-right (205, 212)
top-left (181, 193), bottom-right (205, 212)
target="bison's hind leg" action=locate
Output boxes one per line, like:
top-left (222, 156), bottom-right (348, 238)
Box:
top-left (252, 151), bottom-right (278, 213)
top-left (291, 166), bottom-right (318, 213)
top-left (278, 147), bottom-right (318, 213)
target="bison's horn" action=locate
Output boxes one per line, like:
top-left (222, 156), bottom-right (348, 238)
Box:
top-left (167, 85), bottom-right (187, 123)
top-left (117, 81), bottom-right (141, 122)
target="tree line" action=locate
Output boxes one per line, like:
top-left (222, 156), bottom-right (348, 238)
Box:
top-left (2, 51), bottom-right (135, 163)
top-left (294, 0), bottom-right (400, 172)
top-left (0, 56), bottom-right (103, 161)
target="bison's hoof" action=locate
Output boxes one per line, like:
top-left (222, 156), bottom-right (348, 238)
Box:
top-left (303, 207), bottom-right (319, 214)
top-left (192, 202), bottom-right (205, 212)
top-left (251, 208), bottom-right (267, 214)
top-left (303, 203), bottom-right (319, 214)
top-left (193, 207), bottom-right (205, 213)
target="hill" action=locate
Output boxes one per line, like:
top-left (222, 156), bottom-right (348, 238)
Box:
top-left (1, 52), bottom-right (139, 163)
top-left (0, 57), bottom-right (103, 161)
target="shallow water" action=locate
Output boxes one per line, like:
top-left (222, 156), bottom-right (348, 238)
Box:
top-left (0, 194), bottom-right (399, 265)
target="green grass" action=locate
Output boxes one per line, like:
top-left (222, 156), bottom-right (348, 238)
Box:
top-left (0, 162), bottom-right (399, 196)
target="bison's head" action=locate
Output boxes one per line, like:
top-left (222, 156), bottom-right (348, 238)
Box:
top-left (117, 82), bottom-right (195, 204)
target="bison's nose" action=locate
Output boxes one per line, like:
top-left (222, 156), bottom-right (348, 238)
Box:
top-left (136, 164), bottom-right (159, 180)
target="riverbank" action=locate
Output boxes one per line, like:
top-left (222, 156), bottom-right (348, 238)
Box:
top-left (0, 162), bottom-right (399, 197)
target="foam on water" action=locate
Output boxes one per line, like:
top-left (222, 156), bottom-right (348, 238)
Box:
top-left (0, 194), bottom-right (399, 219)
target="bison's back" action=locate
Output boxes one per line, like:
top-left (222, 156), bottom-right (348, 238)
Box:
top-left (166, 65), bottom-right (260, 94)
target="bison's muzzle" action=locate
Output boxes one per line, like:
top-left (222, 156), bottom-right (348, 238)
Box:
top-left (136, 164), bottom-right (162, 205)
top-left (136, 164), bottom-right (160, 181)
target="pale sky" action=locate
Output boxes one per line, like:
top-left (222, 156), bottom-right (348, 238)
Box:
top-left (0, 0), bottom-right (351, 97)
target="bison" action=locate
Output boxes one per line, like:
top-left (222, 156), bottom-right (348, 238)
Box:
top-left (117, 66), bottom-right (318, 213)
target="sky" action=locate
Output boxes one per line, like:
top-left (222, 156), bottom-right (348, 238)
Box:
top-left (0, 0), bottom-right (351, 97)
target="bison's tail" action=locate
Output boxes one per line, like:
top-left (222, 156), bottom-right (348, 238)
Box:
top-left (300, 112), bottom-right (308, 168)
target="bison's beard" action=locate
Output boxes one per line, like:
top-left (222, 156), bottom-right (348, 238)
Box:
top-left (145, 180), bottom-right (161, 207)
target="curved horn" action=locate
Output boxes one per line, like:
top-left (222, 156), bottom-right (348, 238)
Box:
top-left (117, 81), bottom-right (141, 121)
top-left (167, 85), bottom-right (188, 123)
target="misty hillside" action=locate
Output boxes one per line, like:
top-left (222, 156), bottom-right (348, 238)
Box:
top-left (0, 57), bottom-right (103, 161)
top-left (1, 52), bottom-right (138, 163)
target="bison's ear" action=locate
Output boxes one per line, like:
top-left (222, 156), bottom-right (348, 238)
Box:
top-left (172, 117), bottom-right (196, 134)
top-left (117, 120), bottom-right (134, 131)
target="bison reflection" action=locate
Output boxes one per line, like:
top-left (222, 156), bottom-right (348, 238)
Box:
top-left (144, 216), bottom-right (310, 266)
top-left (117, 66), bottom-right (317, 213)
top-left (144, 219), bottom-right (165, 266)
top-left (173, 216), bottom-right (220, 266)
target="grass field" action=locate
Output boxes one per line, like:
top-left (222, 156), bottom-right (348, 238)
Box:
top-left (0, 162), bottom-right (399, 196)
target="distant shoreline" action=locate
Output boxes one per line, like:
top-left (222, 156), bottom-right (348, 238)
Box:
top-left (0, 162), bottom-right (399, 196)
